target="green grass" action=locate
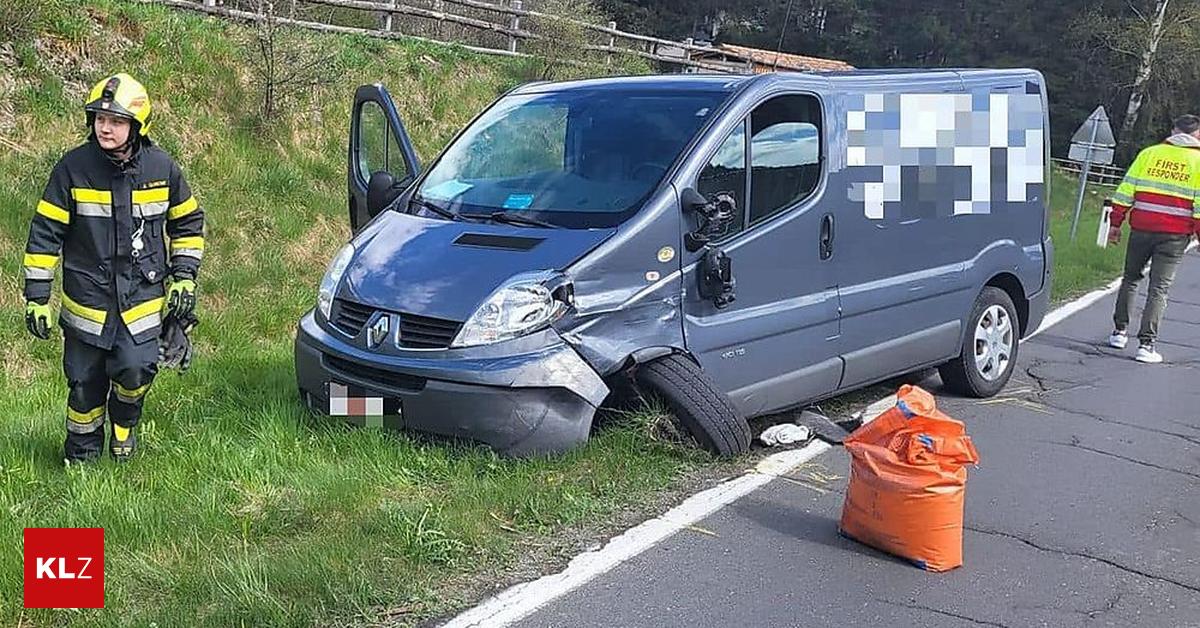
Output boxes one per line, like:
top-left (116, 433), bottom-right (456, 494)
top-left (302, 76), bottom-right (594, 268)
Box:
top-left (0, 3), bottom-right (706, 626)
top-left (1048, 169), bottom-right (1127, 302)
top-left (0, 2), bottom-right (1127, 625)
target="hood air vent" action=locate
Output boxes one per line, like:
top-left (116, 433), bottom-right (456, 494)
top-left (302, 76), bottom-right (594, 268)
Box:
top-left (453, 233), bottom-right (544, 251)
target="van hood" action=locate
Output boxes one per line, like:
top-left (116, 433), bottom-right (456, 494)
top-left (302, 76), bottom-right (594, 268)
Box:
top-left (340, 212), bottom-right (615, 321)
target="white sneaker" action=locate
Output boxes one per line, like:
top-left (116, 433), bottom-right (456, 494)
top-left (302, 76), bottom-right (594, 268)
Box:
top-left (1135, 344), bottom-right (1163, 364)
top-left (1108, 330), bottom-right (1128, 349)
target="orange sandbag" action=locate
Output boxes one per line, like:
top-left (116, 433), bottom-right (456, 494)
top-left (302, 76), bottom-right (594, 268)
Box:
top-left (838, 384), bottom-right (980, 572)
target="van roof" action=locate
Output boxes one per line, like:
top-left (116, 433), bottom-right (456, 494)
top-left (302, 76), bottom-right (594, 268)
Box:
top-left (820, 67), bottom-right (1042, 80)
top-left (510, 68), bottom-right (1042, 95)
top-left (510, 74), bottom-right (754, 95)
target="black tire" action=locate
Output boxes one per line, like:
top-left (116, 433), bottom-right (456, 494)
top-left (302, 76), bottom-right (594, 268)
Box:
top-left (635, 354), bottom-right (751, 458)
top-left (939, 286), bottom-right (1020, 397)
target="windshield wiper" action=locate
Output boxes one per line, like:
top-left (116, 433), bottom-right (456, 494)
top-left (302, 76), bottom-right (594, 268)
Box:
top-left (463, 210), bottom-right (559, 229)
top-left (409, 197), bottom-right (460, 221)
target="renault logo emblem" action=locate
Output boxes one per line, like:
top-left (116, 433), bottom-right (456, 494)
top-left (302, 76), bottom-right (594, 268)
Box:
top-left (367, 315), bottom-right (390, 349)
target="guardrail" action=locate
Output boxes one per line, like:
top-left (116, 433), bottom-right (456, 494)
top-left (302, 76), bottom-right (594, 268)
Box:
top-left (1051, 157), bottom-right (1124, 187)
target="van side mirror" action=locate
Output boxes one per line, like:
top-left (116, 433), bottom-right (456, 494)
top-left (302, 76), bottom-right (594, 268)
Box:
top-left (367, 170), bottom-right (404, 217)
top-left (681, 187), bottom-right (708, 214)
top-left (682, 187), bottom-right (737, 252)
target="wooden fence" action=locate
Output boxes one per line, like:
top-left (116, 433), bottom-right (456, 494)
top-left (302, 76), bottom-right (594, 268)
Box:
top-left (142, 0), bottom-right (758, 74)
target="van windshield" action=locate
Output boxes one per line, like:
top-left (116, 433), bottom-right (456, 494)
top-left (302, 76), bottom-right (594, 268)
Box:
top-left (413, 88), bottom-right (730, 228)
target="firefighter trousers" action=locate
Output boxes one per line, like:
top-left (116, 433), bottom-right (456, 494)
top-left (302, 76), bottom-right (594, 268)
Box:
top-left (63, 323), bottom-right (158, 461)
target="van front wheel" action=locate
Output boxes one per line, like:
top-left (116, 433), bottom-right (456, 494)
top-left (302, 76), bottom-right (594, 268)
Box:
top-left (940, 287), bottom-right (1019, 397)
top-left (636, 354), bottom-right (751, 458)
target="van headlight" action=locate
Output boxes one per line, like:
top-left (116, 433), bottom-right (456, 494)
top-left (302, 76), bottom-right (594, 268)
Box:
top-left (452, 276), bottom-right (569, 348)
top-left (317, 243), bottom-right (355, 320)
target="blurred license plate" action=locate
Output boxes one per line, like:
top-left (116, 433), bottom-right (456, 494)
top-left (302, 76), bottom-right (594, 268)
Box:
top-left (326, 381), bottom-right (402, 417)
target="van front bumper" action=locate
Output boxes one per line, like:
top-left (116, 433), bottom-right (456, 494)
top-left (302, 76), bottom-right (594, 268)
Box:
top-left (293, 310), bottom-right (609, 457)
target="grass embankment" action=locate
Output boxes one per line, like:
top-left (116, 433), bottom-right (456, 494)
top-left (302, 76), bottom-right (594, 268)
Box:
top-left (1048, 169), bottom-right (1127, 302)
top-left (0, 3), bottom-right (1126, 625)
top-left (0, 3), bottom-right (704, 626)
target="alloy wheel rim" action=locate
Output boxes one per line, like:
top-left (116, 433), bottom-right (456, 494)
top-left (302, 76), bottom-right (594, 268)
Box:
top-left (973, 305), bottom-right (1013, 382)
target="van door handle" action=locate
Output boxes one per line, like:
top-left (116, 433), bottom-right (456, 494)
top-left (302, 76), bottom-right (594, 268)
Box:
top-left (819, 214), bottom-right (835, 260)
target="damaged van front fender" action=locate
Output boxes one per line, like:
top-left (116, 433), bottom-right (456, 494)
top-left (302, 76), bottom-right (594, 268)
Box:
top-left (558, 271), bottom-right (686, 375)
top-left (553, 189), bottom-right (689, 376)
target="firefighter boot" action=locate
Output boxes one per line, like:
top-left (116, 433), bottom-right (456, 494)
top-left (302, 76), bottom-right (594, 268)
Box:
top-left (64, 428), bottom-right (104, 465)
top-left (110, 422), bottom-right (137, 461)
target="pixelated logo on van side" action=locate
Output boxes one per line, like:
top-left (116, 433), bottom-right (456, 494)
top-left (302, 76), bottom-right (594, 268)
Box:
top-left (846, 91), bottom-right (1045, 220)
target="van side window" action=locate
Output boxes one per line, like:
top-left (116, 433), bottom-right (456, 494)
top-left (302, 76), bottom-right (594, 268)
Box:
top-left (749, 95), bottom-right (822, 225)
top-left (357, 101), bottom-right (391, 185)
top-left (697, 121), bottom-right (748, 238)
top-left (357, 101), bottom-right (414, 186)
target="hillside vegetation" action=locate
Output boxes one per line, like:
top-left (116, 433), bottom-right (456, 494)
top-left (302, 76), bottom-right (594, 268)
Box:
top-left (0, 3), bottom-right (705, 626)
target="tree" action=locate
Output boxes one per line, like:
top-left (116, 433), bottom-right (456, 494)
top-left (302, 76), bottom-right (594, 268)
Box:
top-left (525, 0), bottom-right (606, 80)
top-left (592, 0), bottom-right (737, 40)
top-left (1121, 0), bottom-right (1173, 142)
top-left (1070, 0), bottom-right (1200, 156)
top-left (239, 0), bottom-right (342, 128)
top-left (587, 0), bottom-right (1200, 163)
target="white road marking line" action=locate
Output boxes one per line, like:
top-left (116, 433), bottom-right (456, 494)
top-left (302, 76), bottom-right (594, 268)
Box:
top-left (1029, 276), bottom-right (1123, 339)
top-left (442, 445), bottom-right (833, 628)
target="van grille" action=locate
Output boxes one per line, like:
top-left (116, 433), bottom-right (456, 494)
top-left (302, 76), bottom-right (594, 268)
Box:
top-left (324, 354), bottom-right (426, 392)
top-left (330, 299), bottom-right (374, 336)
top-left (330, 299), bottom-right (462, 349)
top-left (398, 314), bottom-right (462, 349)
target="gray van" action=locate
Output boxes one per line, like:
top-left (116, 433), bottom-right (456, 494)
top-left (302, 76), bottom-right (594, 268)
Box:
top-left (294, 69), bottom-right (1053, 457)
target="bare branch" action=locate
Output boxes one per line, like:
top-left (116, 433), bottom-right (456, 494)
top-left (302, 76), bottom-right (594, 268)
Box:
top-left (1099, 36), bottom-right (1143, 58)
top-left (1128, 0), bottom-right (1149, 24)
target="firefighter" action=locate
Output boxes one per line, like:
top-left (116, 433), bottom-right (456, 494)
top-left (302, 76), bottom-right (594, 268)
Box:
top-left (1107, 114), bottom-right (1200, 363)
top-left (22, 73), bottom-right (205, 463)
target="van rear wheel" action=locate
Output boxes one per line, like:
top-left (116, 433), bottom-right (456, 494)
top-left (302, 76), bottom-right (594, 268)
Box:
top-left (636, 354), bottom-right (750, 458)
top-left (940, 287), bottom-right (1019, 397)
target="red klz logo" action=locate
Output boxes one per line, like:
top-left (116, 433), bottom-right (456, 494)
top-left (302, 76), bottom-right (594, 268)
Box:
top-left (23, 528), bottom-right (105, 608)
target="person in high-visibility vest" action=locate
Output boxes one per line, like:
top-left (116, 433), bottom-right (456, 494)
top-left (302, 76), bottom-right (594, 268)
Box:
top-left (22, 73), bottom-right (205, 463)
top-left (1107, 114), bottom-right (1200, 363)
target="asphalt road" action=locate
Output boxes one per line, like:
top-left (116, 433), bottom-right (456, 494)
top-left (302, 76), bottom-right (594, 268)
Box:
top-left (516, 255), bottom-right (1200, 628)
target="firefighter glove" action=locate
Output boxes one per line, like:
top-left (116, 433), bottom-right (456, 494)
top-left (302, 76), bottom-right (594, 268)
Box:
top-left (25, 301), bottom-right (52, 340)
top-left (159, 309), bottom-right (198, 372)
top-left (166, 278), bottom-right (196, 318)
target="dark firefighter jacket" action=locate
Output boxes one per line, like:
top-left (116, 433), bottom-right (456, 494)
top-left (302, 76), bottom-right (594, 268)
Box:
top-left (22, 140), bottom-right (205, 349)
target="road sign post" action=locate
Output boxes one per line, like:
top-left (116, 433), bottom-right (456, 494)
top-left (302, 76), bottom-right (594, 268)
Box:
top-left (1071, 121), bottom-right (1100, 242)
top-left (1068, 106), bottom-right (1117, 242)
